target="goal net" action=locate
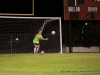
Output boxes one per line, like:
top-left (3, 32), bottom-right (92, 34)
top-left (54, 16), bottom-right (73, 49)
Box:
top-left (0, 16), bottom-right (62, 54)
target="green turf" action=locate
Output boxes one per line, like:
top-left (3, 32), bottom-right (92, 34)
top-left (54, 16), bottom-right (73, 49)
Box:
top-left (0, 53), bottom-right (100, 75)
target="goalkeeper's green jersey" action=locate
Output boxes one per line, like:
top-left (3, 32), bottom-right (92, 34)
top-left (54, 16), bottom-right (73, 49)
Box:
top-left (33, 34), bottom-right (43, 44)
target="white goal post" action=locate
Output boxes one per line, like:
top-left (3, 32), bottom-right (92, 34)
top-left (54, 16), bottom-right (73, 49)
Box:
top-left (0, 16), bottom-right (62, 54)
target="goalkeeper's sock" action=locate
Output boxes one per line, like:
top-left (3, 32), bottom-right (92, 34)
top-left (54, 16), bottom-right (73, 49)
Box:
top-left (36, 48), bottom-right (39, 53)
top-left (34, 48), bottom-right (36, 54)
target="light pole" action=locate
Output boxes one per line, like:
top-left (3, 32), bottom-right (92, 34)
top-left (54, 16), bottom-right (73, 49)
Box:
top-left (69, 20), bottom-right (72, 53)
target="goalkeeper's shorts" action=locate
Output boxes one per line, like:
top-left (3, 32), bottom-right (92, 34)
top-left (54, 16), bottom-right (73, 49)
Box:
top-left (34, 43), bottom-right (40, 45)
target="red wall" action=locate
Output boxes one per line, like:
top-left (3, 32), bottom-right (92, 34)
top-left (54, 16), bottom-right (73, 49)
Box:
top-left (64, 0), bottom-right (100, 20)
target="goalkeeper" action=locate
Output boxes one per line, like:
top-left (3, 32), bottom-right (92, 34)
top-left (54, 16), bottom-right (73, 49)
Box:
top-left (33, 30), bottom-right (48, 54)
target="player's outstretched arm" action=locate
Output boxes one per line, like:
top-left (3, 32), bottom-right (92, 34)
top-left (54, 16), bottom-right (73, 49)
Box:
top-left (43, 38), bottom-right (48, 40)
top-left (39, 38), bottom-right (48, 40)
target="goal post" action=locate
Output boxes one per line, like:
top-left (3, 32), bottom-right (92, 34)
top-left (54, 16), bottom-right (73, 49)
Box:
top-left (0, 16), bottom-right (62, 54)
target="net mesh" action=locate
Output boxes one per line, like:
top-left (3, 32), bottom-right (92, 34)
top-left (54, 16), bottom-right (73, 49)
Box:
top-left (0, 17), bottom-right (61, 53)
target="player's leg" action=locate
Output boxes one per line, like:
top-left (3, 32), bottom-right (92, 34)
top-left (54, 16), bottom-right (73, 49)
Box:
top-left (36, 44), bottom-right (40, 53)
top-left (34, 44), bottom-right (38, 54)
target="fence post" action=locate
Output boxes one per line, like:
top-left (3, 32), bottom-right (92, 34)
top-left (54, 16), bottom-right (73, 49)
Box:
top-left (11, 34), bottom-right (12, 53)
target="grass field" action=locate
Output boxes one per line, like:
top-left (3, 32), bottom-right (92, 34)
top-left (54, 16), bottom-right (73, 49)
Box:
top-left (0, 53), bottom-right (100, 75)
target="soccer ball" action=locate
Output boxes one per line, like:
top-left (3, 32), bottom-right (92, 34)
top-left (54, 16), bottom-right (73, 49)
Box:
top-left (41, 51), bottom-right (44, 53)
top-left (51, 31), bottom-right (55, 35)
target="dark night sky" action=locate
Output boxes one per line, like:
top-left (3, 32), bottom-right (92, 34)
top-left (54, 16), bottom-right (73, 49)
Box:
top-left (34, 0), bottom-right (64, 17)
top-left (0, 0), bottom-right (64, 17)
